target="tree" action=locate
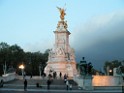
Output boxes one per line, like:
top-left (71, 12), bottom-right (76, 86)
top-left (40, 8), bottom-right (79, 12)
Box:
top-left (104, 60), bottom-right (122, 75)
top-left (0, 42), bottom-right (10, 75)
top-left (0, 42), bottom-right (49, 76)
top-left (9, 44), bottom-right (25, 68)
top-left (0, 42), bottom-right (25, 75)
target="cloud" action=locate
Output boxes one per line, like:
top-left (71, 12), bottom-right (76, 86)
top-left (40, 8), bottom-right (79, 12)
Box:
top-left (21, 11), bottom-right (124, 70)
top-left (71, 11), bottom-right (124, 69)
top-left (23, 40), bottom-right (53, 53)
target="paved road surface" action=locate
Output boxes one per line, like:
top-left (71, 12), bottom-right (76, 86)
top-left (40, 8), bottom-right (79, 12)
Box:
top-left (0, 89), bottom-right (123, 93)
top-left (0, 76), bottom-right (123, 93)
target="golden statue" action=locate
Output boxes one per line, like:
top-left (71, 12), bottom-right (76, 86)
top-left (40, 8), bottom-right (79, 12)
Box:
top-left (57, 7), bottom-right (66, 21)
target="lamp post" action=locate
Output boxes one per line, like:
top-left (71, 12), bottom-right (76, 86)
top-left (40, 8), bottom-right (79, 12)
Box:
top-left (109, 69), bottom-right (112, 76)
top-left (39, 64), bottom-right (42, 77)
top-left (39, 63), bottom-right (43, 77)
top-left (19, 64), bottom-right (25, 77)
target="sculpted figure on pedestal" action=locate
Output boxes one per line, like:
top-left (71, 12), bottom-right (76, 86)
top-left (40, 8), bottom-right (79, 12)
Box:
top-left (57, 7), bottom-right (66, 21)
top-left (57, 21), bottom-right (68, 31)
top-left (56, 47), bottom-right (64, 56)
top-left (44, 7), bottom-right (77, 77)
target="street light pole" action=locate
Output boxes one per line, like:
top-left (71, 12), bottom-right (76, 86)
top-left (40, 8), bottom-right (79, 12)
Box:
top-left (19, 64), bottom-right (25, 78)
top-left (39, 64), bottom-right (41, 77)
top-left (109, 69), bottom-right (112, 76)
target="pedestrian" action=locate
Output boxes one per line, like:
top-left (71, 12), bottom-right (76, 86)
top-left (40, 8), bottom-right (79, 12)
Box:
top-left (54, 72), bottom-right (57, 79)
top-left (23, 71), bottom-right (26, 79)
top-left (42, 73), bottom-right (46, 79)
top-left (66, 80), bottom-right (69, 90)
top-left (24, 79), bottom-right (27, 91)
top-left (30, 73), bottom-right (32, 79)
top-left (64, 74), bottom-right (67, 83)
top-left (47, 79), bottom-right (51, 90)
top-left (53, 72), bottom-right (57, 79)
top-left (0, 80), bottom-right (3, 87)
top-left (59, 72), bottom-right (62, 78)
top-left (69, 84), bottom-right (72, 90)
top-left (48, 74), bottom-right (52, 79)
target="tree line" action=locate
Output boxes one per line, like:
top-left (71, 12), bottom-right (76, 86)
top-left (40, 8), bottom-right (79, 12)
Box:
top-left (77, 57), bottom-right (124, 75)
top-left (104, 60), bottom-right (124, 75)
top-left (0, 42), bottom-right (123, 76)
top-left (0, 42), bottom-right (49, 76)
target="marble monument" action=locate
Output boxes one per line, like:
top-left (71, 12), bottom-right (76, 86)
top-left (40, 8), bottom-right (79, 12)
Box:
top-left (44, 7), bottom-right (77, 77)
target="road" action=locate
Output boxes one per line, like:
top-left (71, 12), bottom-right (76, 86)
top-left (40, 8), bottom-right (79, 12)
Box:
top-left (0, 88), bottom-right (123, 93)
top-left (0, 76), bottom-right (123, 93)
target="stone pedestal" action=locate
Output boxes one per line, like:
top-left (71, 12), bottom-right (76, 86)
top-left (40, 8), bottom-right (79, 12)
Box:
top-left (44, 18), bottom-right (77, 78)
top-left (83, 75), bottom-right (93, 90)
top-left (73, 75), bottom-right (93, 90)
top-left (44, 61), bottom-right (77, 78)
top-left (2, 72), bottom-right (16, 82)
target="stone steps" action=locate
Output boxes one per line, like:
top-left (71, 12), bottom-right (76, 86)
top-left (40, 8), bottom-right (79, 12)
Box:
top-left (3, 84), bottom-right (78, 90)
top-left (94, 86), bottom-right (123, 90)
top-left (3, 78), bottom-right (79, 90)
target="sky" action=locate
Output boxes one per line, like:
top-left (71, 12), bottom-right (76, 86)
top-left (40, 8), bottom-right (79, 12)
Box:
top-left (0, 0), bottom-right (124, 70)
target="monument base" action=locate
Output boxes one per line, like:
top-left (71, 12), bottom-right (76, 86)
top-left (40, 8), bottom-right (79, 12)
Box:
top-left (83, 75), bottom-right (93, 90)
top-left (2, 72), bottom-right (16, 82)
top-left (44, 61), bottom-right (77, 78)
top-left (73, 75), bottom-right (93, 90)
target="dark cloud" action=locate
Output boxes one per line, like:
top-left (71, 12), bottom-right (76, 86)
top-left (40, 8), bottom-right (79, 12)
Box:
top-left (71, 11), bottom-right (124, 69)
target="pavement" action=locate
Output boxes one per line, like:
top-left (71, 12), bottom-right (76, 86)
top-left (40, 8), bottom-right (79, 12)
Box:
top-left (0, 88), bottom-right (123, 93)
top-left (0, 76), bottom-right (123, 93)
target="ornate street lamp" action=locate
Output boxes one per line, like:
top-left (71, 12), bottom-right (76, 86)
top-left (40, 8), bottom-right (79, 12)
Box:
top-left (19, 64), bottom-right (25, 77)
top-left (109, 69), bottom-right (112, 75)
top-left (39, 64), bottom-right (41, 77)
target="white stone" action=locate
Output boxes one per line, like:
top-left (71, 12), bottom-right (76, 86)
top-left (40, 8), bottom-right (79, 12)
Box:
top-left (74, 75), bottom-right (123, 89)
top-left (83, 77), bottom-right (93, 90)
top-left (92, 75), bottom-right (123, 86)
top-left (74, 76), bottom-right (93, 90)
top-left (44, 20), bottom-right (77, 77)
top-left (2, 72), bottom-right (16, 82)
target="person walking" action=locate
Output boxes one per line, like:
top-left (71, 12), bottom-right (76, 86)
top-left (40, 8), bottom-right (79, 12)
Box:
top-left (64, 74), bottom-right (67, 83)
top-left (0, 79), bottom-right (3, 87)
top-left (53, 72), bottom-right (57, 79)
top-left (59, 72), bottom-right (62, 78)
top-left (69, 84), bottom-right (72, 90)
top-left (47, 79), bottom-right (51, 90)
top-left (24, 79), bottom-right (27, 91)
top-left (30, 72), bottom-right (32, 79)
top-left (66, 80), bottom-right (69, 90)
